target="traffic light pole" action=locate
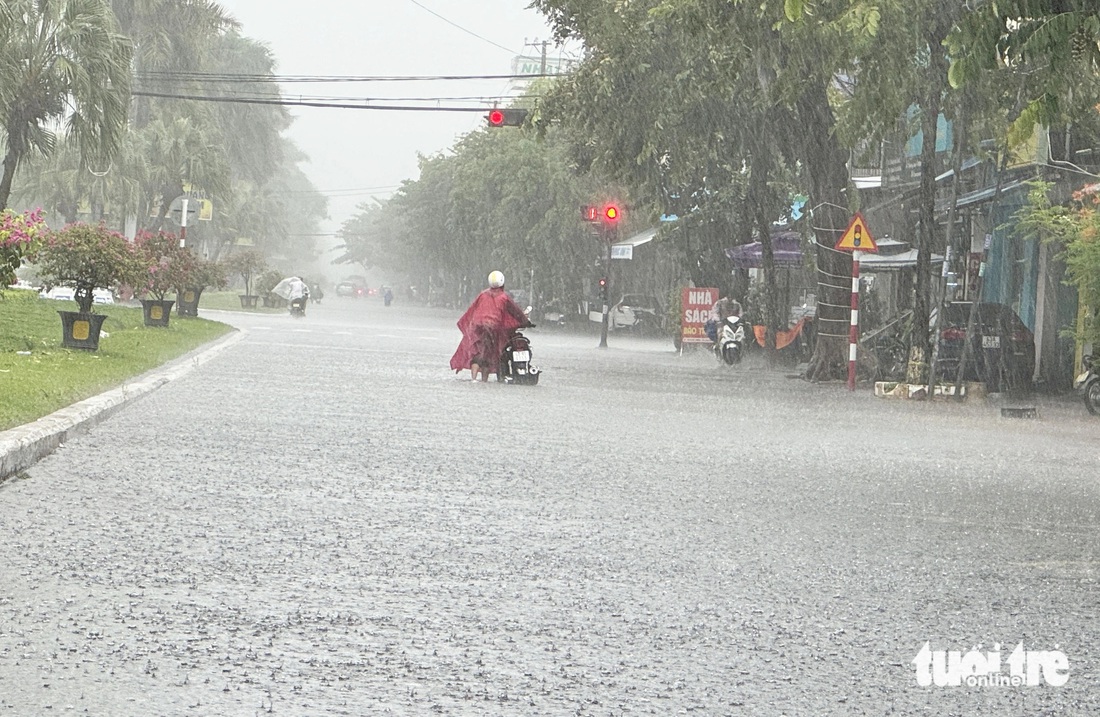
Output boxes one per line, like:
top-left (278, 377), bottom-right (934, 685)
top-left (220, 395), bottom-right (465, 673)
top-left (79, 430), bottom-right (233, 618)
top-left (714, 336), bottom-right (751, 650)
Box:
top-left (599, 233), bottom-right (611, 348)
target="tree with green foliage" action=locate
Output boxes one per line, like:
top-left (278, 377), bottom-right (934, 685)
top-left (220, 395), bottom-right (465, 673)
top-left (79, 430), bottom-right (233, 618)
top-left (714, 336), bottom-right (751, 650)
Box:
top-left (13, 2), bottom-right (326, 273)
top-left (339, 121), bottom-right (608, 310)
top-left (224, 248), bottom-right (267, 298)
top-left (533, 0), bottom-right (883, 370)
top-left (1012, 181), bottom-right (1100, 350)
top-left (948, 0), bottom-right (1100, 145)
top-left (0, 0), bottom-right (133, 210)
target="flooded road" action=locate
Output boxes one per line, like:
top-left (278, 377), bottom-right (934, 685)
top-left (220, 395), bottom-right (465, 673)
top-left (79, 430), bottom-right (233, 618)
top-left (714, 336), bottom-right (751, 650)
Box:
top-left (2, 298), bottom-right (1098, 715)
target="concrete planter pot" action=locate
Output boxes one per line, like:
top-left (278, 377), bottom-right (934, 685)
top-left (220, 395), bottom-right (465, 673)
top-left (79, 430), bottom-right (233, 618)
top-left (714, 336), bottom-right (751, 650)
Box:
top-left (175, 287), bottom-right (203, 317)
top-left (141, 299), bottom-right (175, 327)
top-left (58, 311), bottom-right (108, 351)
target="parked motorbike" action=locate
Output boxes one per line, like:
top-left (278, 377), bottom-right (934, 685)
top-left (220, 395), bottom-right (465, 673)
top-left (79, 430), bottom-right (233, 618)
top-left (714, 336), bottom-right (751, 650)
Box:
top-left (1074, 355), bottom-right (1099, 415)
top-left (499, 326), bottom-right (540, 385)
top-left (715, 315), bottom-right (747, 365)
top-left (289, 296), bottom-right (307, 318)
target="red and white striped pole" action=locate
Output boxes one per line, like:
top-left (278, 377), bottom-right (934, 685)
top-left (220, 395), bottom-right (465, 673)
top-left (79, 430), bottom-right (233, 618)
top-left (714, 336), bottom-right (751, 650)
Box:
top-left (847, 250), bottom-right (862, 391)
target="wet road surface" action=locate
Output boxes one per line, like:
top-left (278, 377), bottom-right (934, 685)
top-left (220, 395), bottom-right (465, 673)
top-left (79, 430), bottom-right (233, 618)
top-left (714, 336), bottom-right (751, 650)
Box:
top-left (2, 298), bottom-right (1099, 715)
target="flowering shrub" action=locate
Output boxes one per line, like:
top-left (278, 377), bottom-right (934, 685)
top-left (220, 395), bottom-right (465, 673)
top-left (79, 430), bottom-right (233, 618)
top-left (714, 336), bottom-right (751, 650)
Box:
top-left (31, 223), bottom-right (145, 313)
top-left (133, 231), bottom-right (197, 301)
top-left (191, 256), bottom-right (228, 291)
top-left (224, 248), bottom-right (268, 296)
top-left (1, 208), bottom-right (47, 288)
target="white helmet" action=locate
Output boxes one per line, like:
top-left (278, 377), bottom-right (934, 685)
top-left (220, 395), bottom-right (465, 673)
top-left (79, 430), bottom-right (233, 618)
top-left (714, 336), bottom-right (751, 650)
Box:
top-left (488, 271), bottom-right (505, 288)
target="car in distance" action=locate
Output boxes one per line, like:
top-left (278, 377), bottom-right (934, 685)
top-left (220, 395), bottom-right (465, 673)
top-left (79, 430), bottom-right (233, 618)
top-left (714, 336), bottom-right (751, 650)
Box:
top-left (934, 301), bottom-right (1035, 392)
top-left (610, 294), bottom-right (664, 334)
top-left (335, 279), bottom-right (366, 298)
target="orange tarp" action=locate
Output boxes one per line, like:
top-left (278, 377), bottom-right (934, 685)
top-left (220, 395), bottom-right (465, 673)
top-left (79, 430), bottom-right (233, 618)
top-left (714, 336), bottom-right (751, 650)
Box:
top-left (754, 317), bottom-right (810, 350)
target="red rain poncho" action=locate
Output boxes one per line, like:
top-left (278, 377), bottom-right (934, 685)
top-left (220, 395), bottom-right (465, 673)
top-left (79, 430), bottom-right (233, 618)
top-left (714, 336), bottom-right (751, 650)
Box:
top-left (450, 287), bottom-right (529, 374)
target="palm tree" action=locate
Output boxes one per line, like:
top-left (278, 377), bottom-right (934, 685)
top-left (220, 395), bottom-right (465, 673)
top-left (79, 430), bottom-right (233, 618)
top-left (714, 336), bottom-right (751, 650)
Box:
top-left (135, 114), bottom-right (232, 230)
top-left (111, 0), bottom-right (235, 73)
top-left (0, 0), bottom-right (133, 210)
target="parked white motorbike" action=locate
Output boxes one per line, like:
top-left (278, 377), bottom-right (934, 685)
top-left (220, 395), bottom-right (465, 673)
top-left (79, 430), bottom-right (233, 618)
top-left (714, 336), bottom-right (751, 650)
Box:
top-left (1074, 355), bottom-right (1099, 416)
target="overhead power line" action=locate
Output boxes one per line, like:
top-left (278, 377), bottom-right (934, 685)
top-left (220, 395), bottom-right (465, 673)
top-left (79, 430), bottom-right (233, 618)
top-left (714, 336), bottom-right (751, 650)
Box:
top-left (134, 72), bottom-right (555, 83)
top-left (132, 88), bottom-right (538, 104)
top-left (131, 90), bottom-right (506, 112)
top-left (406, 0), bottom-right (519, 55)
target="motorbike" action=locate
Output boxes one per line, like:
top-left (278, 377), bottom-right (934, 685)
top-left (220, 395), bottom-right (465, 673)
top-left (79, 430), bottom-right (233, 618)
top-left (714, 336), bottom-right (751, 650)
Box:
top-left (289, 296), bottom-right (308, 318)
top-left (498, 326), bottom-right (540, 385)
top-left (715, 315), bottom-right (747, 365)
top-left (1074, 355), bottom-right (1099, 415)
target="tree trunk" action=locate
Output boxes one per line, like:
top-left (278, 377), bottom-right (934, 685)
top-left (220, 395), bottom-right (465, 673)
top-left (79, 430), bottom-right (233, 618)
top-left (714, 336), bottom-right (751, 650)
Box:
top-left (792, 84), bottom-right (855, 381)
top-left (0, 148), bottom-right (19, 212)
top-left (910, 29), bottom-right (950, 383)
top-left (750, 146), bottom-right (779, 360)
top-left (152, 184), bottom-right (179, 231)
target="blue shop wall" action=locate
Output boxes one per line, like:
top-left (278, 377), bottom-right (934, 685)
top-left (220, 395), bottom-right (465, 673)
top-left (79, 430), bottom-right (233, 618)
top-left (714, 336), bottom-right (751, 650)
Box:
top-left (982, 188), bottom-right (1079, 385)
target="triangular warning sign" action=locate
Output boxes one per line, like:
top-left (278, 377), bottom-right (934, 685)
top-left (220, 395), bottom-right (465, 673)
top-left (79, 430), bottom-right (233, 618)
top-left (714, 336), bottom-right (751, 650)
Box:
top-left (834, 212), bottom-right (878, 253)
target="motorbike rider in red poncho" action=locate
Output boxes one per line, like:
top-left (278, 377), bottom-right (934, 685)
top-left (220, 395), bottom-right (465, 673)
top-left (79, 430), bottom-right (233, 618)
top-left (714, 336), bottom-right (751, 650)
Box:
top-left (450, 271), bottom-right (532, 381)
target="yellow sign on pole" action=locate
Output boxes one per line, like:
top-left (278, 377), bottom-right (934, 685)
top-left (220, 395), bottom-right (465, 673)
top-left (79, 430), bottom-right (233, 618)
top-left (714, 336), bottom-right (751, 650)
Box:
top-left (834, 212), bottom-right (878, 253)
top-left (198, 199), bottom-right (213, 221)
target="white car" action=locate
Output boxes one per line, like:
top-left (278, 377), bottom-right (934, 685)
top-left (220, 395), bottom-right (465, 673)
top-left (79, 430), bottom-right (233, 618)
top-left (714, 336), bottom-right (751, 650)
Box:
top-left (40, 287), bottom-right (75, 301)
top-left (610, 294), bottom-right (663, 331)
top-left (39, 287), bottom-right (114, 304)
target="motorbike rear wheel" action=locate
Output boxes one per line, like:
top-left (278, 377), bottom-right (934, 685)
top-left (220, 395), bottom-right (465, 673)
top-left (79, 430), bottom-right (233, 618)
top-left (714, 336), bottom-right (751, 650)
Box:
top-left (1085, 380), bottom-right (1100, 416)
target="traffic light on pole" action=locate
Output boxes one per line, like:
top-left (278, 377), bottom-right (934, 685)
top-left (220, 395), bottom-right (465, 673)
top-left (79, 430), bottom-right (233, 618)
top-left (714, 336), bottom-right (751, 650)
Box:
top-left (581, 204), bottom-right (623, 223)
top-left (486, 108), bottom-right (528, 127)
top-left (598, 276), bottom-right (609, 301)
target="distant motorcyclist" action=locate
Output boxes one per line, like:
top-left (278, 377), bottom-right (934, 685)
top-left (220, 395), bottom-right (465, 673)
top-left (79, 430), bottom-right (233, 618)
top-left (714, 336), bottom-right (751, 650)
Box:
top-left (705, 295), bottom-right (738, 347)
top-left (287, 276), bottom-right (310, 315)
top-left (450, 271), bottom-right (532, 382)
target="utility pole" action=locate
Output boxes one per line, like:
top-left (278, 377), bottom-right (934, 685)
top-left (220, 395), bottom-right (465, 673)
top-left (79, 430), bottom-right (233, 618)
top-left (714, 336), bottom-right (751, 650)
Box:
top-left (599, 239), bottom-right (611, 348)
top-left (540, 40), bottom-right (548, 75)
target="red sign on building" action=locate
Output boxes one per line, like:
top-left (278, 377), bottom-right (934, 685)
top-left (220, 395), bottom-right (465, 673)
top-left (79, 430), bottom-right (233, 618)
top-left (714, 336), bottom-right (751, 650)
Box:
top-left (681, 287), bottom-right (718, 344)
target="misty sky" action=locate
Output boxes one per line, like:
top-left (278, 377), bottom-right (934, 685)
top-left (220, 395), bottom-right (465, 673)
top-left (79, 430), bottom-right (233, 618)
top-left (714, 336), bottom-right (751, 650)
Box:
top-left (215, 0), bottom-right (569, 235)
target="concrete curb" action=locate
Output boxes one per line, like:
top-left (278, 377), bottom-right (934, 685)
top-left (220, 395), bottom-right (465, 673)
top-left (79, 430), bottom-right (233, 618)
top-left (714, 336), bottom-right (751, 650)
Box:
top-left (0, 328), bottom-right (247, 483)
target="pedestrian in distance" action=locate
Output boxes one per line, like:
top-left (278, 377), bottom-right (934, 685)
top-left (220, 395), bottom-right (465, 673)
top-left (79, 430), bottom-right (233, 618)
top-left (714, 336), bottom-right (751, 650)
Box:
top-left (450, 271), bottom-right (533, 382)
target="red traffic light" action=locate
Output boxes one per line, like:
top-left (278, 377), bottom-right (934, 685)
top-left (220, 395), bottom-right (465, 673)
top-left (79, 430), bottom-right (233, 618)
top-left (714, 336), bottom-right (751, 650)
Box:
top-left (603, 205), bottom-right (620, 222)
top-left (598, 277), bottom-right (608, 288)
top-left (486, 108), bottom-right (528, 127)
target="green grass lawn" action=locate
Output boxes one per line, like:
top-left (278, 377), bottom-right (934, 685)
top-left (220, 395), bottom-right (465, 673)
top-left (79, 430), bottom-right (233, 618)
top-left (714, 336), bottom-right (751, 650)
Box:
top-left (0, 289), bottom-right (233, 431)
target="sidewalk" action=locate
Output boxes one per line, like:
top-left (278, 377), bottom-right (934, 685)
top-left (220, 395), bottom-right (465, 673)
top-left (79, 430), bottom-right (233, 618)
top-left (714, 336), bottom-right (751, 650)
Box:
top-left (0, 329), bottom-right (245, 482)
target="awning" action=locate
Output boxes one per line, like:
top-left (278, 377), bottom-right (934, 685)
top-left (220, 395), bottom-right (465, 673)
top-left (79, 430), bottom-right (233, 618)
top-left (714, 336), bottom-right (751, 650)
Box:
top-left (614, 227), bottom-right (657, 248)
top-left (725, 231), bottom-right (804, 269)
top-left (942, 179), bottom-right (1027, 211)
top-left (612, 228), bottom-right (657, 260)
top-left (860, 249), bottom-right (944, 271)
